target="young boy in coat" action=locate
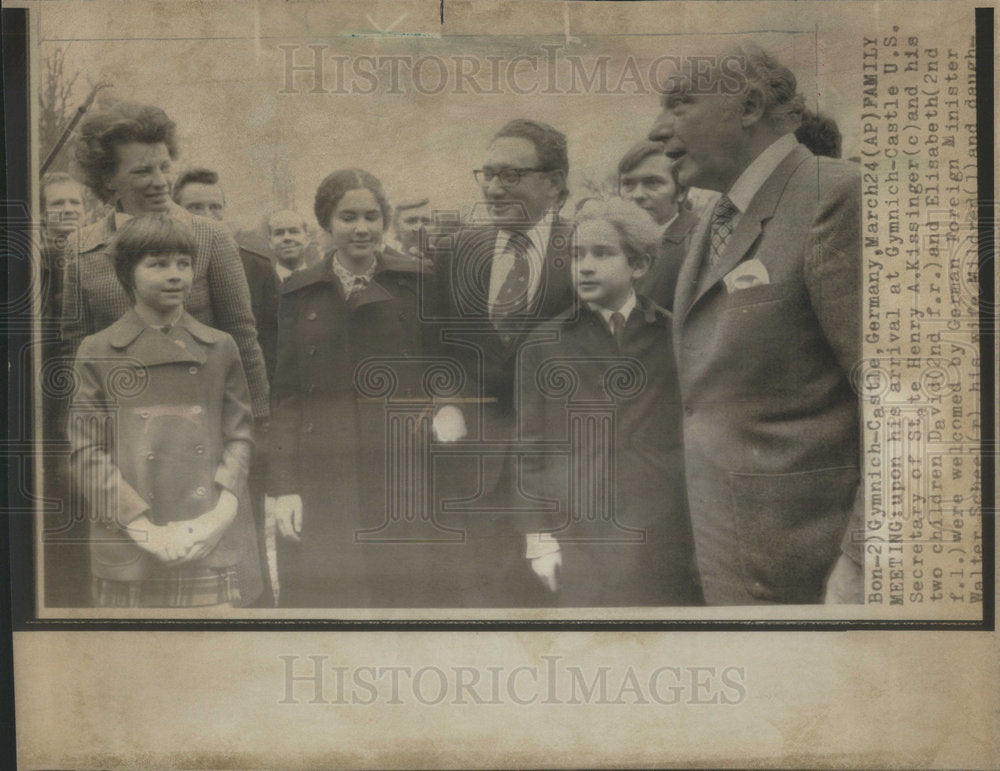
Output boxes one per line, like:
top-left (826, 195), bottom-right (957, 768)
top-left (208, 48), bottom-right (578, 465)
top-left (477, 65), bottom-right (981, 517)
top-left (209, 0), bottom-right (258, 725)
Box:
top-left (68, 214), bottom-right (261, 607)
top-left (517, 198), bottom-right (703, 606)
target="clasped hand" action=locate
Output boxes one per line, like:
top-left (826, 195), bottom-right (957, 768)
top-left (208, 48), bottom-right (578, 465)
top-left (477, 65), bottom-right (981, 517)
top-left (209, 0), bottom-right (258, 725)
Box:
top-left (126, 489), bottom-right (239, 564)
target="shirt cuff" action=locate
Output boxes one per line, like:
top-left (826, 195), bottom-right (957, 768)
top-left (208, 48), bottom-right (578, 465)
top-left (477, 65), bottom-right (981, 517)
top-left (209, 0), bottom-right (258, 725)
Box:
top-left (525, 532), bottom-right (560, 560)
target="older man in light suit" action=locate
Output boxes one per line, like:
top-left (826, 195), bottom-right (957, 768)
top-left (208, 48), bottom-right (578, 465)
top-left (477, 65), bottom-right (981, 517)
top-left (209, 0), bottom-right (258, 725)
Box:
top-left (648, 43), bottom-right (863, 605)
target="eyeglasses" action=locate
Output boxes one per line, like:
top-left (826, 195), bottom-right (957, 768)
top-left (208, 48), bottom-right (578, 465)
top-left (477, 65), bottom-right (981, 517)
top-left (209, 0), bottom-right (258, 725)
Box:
top-left (473, 167), bottom-right (552, 187)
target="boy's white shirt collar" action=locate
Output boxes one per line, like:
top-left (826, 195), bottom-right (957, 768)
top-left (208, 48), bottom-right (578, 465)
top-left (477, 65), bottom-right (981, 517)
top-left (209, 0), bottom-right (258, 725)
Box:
top-left (588, 290), bottom-right (638, 332)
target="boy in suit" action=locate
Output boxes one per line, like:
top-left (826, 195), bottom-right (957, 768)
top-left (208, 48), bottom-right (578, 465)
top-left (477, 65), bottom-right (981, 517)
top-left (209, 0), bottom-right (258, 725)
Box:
top-left (517, 198), bottom-right (702, 606)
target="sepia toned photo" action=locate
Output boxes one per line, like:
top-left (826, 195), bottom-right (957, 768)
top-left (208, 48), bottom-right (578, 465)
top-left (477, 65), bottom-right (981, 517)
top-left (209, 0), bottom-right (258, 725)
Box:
top-left (4, 0), bottom-right (995, 767)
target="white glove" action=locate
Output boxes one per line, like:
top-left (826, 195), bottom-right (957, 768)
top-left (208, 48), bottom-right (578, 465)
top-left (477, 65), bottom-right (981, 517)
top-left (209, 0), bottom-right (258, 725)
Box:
top-left (432, 405), bottom-right (468, 443)
top-left (529, 550), bottom-right (562, 592)
top-left (273, 494), bottom-right (303, 542)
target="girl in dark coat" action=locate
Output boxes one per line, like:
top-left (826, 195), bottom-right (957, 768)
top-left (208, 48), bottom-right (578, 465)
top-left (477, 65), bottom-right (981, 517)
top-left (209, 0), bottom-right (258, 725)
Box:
top-left (268, 169), bottom-right (455, 607)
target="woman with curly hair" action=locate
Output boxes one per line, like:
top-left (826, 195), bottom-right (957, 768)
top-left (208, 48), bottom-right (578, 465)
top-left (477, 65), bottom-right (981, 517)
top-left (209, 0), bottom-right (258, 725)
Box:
top-left (60, 101), bottom-right (269, 421)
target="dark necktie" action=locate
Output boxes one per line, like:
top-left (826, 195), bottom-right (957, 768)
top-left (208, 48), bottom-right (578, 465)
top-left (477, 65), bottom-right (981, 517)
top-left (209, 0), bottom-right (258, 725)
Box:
top-left (708, 195), bottom-right (739, 267)
top-left (610, 311), bottom-right (626, 349)
top-left (492, 230), bottom-right (532, 322)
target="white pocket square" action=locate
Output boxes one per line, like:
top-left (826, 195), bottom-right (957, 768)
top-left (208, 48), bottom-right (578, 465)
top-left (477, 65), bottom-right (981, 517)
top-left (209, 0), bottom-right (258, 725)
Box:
top-left (723, 258), bottom-right (770, 292)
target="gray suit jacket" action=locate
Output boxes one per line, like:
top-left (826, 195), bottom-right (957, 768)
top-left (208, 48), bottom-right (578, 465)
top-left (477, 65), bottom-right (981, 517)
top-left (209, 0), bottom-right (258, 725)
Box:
top-left (674, 143), bottom-right (862, 603)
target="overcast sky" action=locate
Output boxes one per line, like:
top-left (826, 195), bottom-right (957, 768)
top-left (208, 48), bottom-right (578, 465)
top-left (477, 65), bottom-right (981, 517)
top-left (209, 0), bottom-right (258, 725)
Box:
top-left (37, 0), bottom-right (867, 232)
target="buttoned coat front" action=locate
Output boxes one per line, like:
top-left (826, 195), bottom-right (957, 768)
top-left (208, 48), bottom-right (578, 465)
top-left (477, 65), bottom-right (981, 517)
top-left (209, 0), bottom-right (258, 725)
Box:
top-left (68, 311), bottom-right (261, 601)
top-left (673, 143), bottom-right (862, 604)
top-left (268, 249), bottom-right (441, 606)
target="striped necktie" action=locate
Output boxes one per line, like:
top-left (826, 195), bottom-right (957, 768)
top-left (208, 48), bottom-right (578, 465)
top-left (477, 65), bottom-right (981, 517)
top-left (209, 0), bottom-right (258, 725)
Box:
top-left (492, 230), bottom-right (532, 321)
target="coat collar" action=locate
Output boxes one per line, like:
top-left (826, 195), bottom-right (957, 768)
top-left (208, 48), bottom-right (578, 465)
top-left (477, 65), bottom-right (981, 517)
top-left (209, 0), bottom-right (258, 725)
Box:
top-left (560, 292), bottom-right (667, 328)
top-left (676, 143), bottom-right (813, 324)
top-left (107, 309), bottom-right (224, 365)
top-left (280, 245), bottom-right (427, 298)
top-left (79, 202), bottom-right (198, 254)
top-left (661, 206), bottom-right (699, 244)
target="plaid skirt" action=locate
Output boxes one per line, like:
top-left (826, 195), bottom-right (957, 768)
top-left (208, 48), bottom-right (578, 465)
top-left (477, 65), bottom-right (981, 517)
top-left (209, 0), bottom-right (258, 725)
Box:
top-left (92, 564), bottom-right (241, 608)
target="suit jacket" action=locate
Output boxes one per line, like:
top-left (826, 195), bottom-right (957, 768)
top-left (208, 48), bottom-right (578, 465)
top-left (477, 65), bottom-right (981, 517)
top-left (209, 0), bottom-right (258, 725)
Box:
top-left (236, 241), bottom-right (280, 383)
top-left (431, 218), bottom-right (576, 501)
top-left (60, 206), bottom-right (270, 418)
top-left (636, 207), bottom-right (700, 311)
top-left (68, 310), bottom-right (260, 599)
top-left (673, 143), bottom-right (861, 603)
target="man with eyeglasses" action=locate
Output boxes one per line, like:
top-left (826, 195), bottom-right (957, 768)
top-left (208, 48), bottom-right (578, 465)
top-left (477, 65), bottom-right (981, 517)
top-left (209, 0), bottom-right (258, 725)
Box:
top-left (618, 139), bottom-right (702, 311)
top-left (430, 118), bottom-right (575, 607)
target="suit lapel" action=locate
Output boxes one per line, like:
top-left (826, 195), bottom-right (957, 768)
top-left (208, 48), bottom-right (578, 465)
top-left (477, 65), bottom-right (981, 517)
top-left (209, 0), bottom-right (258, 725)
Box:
top-left (663, 207), bottom-right (698, 246)
top-left (535, 218), bottom-right (574, 319)
top-left (675, 200), bottom-right (714, 325)
top-left (680, 145), bottom-right (813, 322)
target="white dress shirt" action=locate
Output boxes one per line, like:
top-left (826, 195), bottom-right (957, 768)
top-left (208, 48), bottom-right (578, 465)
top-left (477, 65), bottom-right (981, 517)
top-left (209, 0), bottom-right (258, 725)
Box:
top-left (723, 132), bottom-right (799, 223)
top-left (589, 290), bottom-right (638, 335)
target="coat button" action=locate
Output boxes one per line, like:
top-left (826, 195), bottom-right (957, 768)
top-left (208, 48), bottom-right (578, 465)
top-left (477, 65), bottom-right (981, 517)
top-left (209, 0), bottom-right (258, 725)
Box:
top-left (195, 486), bottom-right (207, 497)
top-left (398, 312), bottom-right (407, 321)
top-left (147, 491), bottom-right (155, 500)
top-left (195, 445), bottom-right (205, 455)
top-left (305, 423), bottom-right (315, 433)
top-left (307, 311), bottom-right (318, 321)
top-left (307, 345), bottom-right (316, 356)
top-left (191, 405), bottom-right (202, 415)
top-left (146, 452), bottom-right (155, 461)
top-left (140, 410), bottom-right (150, 419)
top-left (188, 366), bottom-right (198, 375)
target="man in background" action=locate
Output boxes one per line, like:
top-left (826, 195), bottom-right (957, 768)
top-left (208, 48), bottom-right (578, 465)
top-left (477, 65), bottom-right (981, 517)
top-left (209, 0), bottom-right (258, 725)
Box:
top-left (173, 168), bottom-right (279, 380)
top-left (618, 139), bottom-right (702, 310)
top-left (39, 172), bottom-right (90, 606)
top-left (266, 209), bottom-right (312, 283)
top-left (388, 195), bottom-right (433, 260)
top-left (173, 167), bottom-right (280, 605)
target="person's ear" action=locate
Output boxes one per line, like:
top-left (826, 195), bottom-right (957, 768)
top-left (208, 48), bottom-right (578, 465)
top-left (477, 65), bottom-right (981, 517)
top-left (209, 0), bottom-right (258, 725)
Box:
top-left (740, 87), bottom-right (767, 128)
top-left (631, 253), bottom-right (651, 281)
top-left (547, 169), bottom-right (567, 196)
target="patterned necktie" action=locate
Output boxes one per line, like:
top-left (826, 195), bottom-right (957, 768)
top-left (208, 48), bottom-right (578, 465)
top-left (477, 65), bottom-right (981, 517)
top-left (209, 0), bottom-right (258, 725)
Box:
top-left (708, 195), bottom-right (739, 267)
top-left (492, 230), bottom-right (532, 321)
top-left (609, 311), bottom-right (626, 349)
